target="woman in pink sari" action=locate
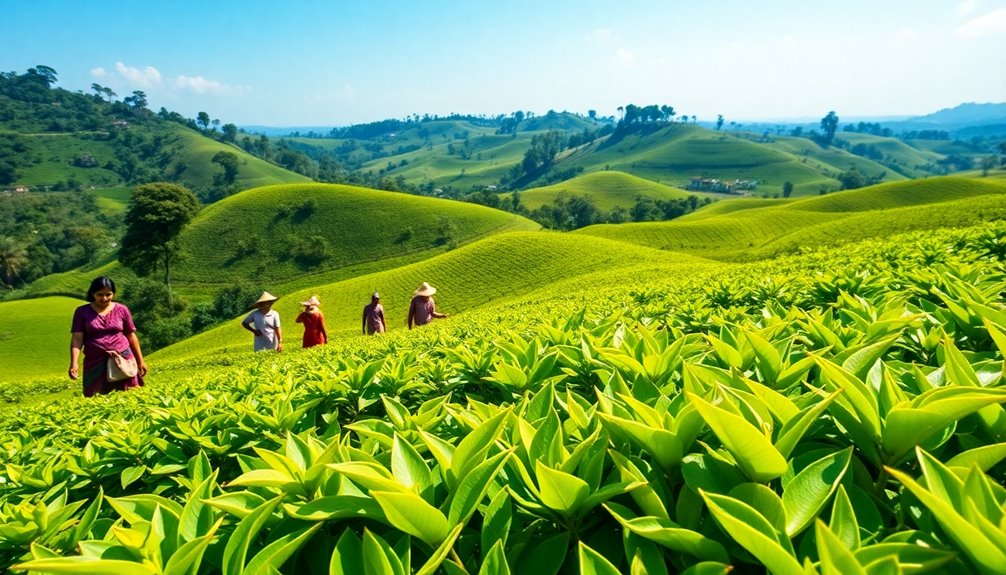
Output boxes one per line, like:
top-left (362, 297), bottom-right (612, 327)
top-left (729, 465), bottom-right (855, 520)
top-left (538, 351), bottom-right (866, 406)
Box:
top-left (69, 276), bottom-right (148, 397)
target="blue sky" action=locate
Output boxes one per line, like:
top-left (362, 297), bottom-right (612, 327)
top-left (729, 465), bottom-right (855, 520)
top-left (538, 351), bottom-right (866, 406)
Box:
top-left (2, 0), bottom-right (1004, 126)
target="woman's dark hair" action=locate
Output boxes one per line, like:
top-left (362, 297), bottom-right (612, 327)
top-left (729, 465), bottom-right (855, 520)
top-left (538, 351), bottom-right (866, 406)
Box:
top-left (86, 276), bottom-right (116, 302)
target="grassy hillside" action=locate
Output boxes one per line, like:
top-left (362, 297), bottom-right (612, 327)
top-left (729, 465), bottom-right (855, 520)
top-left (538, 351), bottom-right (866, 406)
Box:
top-left (577, 176), bottom-right (1006, 259)
top-left (153, 231), bottom-right (701, 359)
top-left (8, 123), bottom-right (309, 193)
top-left (163, 124), bottom-right (311, 190)
top-left (515, 170), bottom-right (719, 210)
top-left (554, 124), bottom-right (904, 196)
top-left (170, 183), bottom-right (540, 287)
top-left (0, 296), bottom-right (81, 382)
top-left (838, 132), bottom-right (943, 176)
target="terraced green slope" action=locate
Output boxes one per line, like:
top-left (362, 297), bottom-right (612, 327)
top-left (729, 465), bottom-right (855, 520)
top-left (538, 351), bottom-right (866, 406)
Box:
top-left (0, 297), bottom-right (81, 382)
top-left (152, 232), bottom-right (703, 359)
top-left (515, 171), bottom-right (718, 210)
top-left (577, 176), bottom-right (1006, 259)
top-left (170, 183), bottom-right (541, 287)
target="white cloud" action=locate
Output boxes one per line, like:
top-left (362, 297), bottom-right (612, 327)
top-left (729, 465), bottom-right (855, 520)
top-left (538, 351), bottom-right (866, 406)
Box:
top-left (90, 67), bottom-right (108, 78)
top-left (115, 62), bottom-right (162, 87)
top-left (614, 47), bottom-right (635, 64)
top-left (593, 28), bottom-right (612, 42)
top-left (174, 74), bottom-right (243, 95)
top-left (959, 0), bottom-right (977, 17)
top-left (955, 7), bottom-right (1006, 37)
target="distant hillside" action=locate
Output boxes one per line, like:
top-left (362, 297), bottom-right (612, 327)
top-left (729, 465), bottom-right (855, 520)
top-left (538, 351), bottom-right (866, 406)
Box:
top-left (553, 124), bottom-right (904, 196)
top-left (515, 170), bottom-right (719, 210)
top-left (283, 111), bottom-right (603, 192)
top-left (910, 102), bottom-right (1006, 126)
top-left (0, 68), bottom-right (309, 198)
top-left (577, 176), bottom-right (1006, 259)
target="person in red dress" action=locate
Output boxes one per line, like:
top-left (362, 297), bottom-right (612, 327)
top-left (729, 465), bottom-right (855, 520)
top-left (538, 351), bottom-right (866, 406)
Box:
top-left (295, 295), bottom-right (328, 348)
top-left (69, 276), bottom-right (148, 397)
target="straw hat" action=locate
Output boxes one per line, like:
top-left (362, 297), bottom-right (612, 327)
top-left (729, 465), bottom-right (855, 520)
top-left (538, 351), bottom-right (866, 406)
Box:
top-left (372, 292), bottom-right (380, 300)
top-left (413, 282), bottom-right (437, 296)
top-left (251, 291), bottom-right (279, 308)
top-left (300, 295), bottom-right (321, 307)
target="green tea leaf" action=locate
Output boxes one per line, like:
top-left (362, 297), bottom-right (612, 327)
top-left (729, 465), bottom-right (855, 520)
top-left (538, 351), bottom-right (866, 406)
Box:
top-left (688, 392), bottom-right (788, 483)
top-left (816, 520), bottom-right (866, 575)
top-left (578, 541), bottom-right (621, 575)
top-left (11, 557), bottom-right (158, 575)
top-left (371, 490), bottom-right (450, 547)
top-left (536, 460), bottom-right (590, 517)
top-left (222, 496), bottom-right (281, 575)
top-left (887, 463), bottom-right (1006, 574)
top-left (477, 540), bottom-right (510, 575)
top-left (330, 529), bottom-right (364, 575)
top-left (700, 490), bottom-right (802, 575)
top-left (782, 447), bottom-right (852, 536)
top-left (243, 523), bottom-right (322, 575)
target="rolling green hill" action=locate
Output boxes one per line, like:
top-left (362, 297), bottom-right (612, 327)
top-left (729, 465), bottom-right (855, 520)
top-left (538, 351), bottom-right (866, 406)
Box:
top-left (837, 132), bottom-right (943, 177)
top-left (553, 124), bottom-right (906, 197)
top-left (0, 296), bottom-right (81, 382)
top-left (170, 183), bottom-right (540, 288)
top-left (11, 123), bottom-right (310, 193)
top-left (576, 176), bottom-right (1006, 259)
top-left (16, 183), bottom-right (541, 303)
top-left (152, 231), bottom-right (703, 359)
top-left (514, 170), bottom-right (719, 210)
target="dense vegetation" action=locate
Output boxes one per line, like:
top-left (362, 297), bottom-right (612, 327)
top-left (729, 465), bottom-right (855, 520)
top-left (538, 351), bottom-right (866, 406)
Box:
top-left (0, 191), bottom-right (120, 288)
top-left (4, 222), bottom-right (1006, 574)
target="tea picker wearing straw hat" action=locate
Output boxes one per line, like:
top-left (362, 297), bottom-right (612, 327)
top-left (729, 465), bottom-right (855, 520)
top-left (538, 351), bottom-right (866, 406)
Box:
top-left (408, 282), bottom-right (448, 329)
top-left (296, 295), bottom-right (328, 348)
top-left (242, 291), bottom-right (283, 352)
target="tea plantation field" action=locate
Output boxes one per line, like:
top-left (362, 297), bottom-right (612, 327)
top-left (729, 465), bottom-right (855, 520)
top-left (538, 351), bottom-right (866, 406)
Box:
top-left (4, 176), bottom-right (1006, 574)
top-left (515, 171), bottom-right (719, 211)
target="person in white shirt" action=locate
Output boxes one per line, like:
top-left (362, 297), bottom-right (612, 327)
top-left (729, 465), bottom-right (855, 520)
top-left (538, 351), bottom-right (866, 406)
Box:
top-left (242, 291), bottom-right (283, 352)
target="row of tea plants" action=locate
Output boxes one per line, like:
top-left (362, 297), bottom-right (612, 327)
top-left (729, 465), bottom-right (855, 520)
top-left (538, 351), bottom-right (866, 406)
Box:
top-left (3, 223), bottom-right (1006, 574)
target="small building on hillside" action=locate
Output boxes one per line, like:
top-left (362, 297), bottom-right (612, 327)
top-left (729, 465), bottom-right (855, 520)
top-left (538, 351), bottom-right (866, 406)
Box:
top-left (687, 177), bottom-right (758, 194)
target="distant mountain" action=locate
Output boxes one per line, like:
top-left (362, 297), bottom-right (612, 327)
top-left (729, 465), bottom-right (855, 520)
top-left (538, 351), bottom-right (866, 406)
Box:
top-left (909, 102), bottom-right (1006, 126)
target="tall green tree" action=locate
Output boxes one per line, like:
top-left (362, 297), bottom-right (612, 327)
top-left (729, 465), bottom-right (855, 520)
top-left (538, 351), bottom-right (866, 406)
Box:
top-left (196, 111), bottom-right (211, 131)
top-left (211, 151), bottom-right (240, 185)
top-left (0, 237), bottom-right (29, 289)
top-left (820, 111), bottom-right (839, 147)
top-left (119, 183), bottom-right (200, 300)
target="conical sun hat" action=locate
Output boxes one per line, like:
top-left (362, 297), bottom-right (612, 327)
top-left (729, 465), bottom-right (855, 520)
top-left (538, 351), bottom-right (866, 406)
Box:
top-left (251, 291), bottom-right (279, 308)
top-left (413, 282), bottom-right (437, 296)
top-left (300, 295), bottom-right (321, 307)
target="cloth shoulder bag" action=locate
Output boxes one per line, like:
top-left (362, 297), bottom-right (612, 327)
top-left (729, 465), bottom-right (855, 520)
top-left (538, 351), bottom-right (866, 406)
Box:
top-left (107, 349), bottom-right (138, 382)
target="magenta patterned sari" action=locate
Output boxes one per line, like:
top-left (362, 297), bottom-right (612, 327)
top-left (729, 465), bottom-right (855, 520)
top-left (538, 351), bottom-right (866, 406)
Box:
top-left (71, 303), bottom-right (144, 397)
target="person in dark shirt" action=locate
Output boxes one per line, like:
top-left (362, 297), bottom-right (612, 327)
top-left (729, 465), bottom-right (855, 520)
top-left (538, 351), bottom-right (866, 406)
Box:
top-left (362, 292), bottom-right (387, 335)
